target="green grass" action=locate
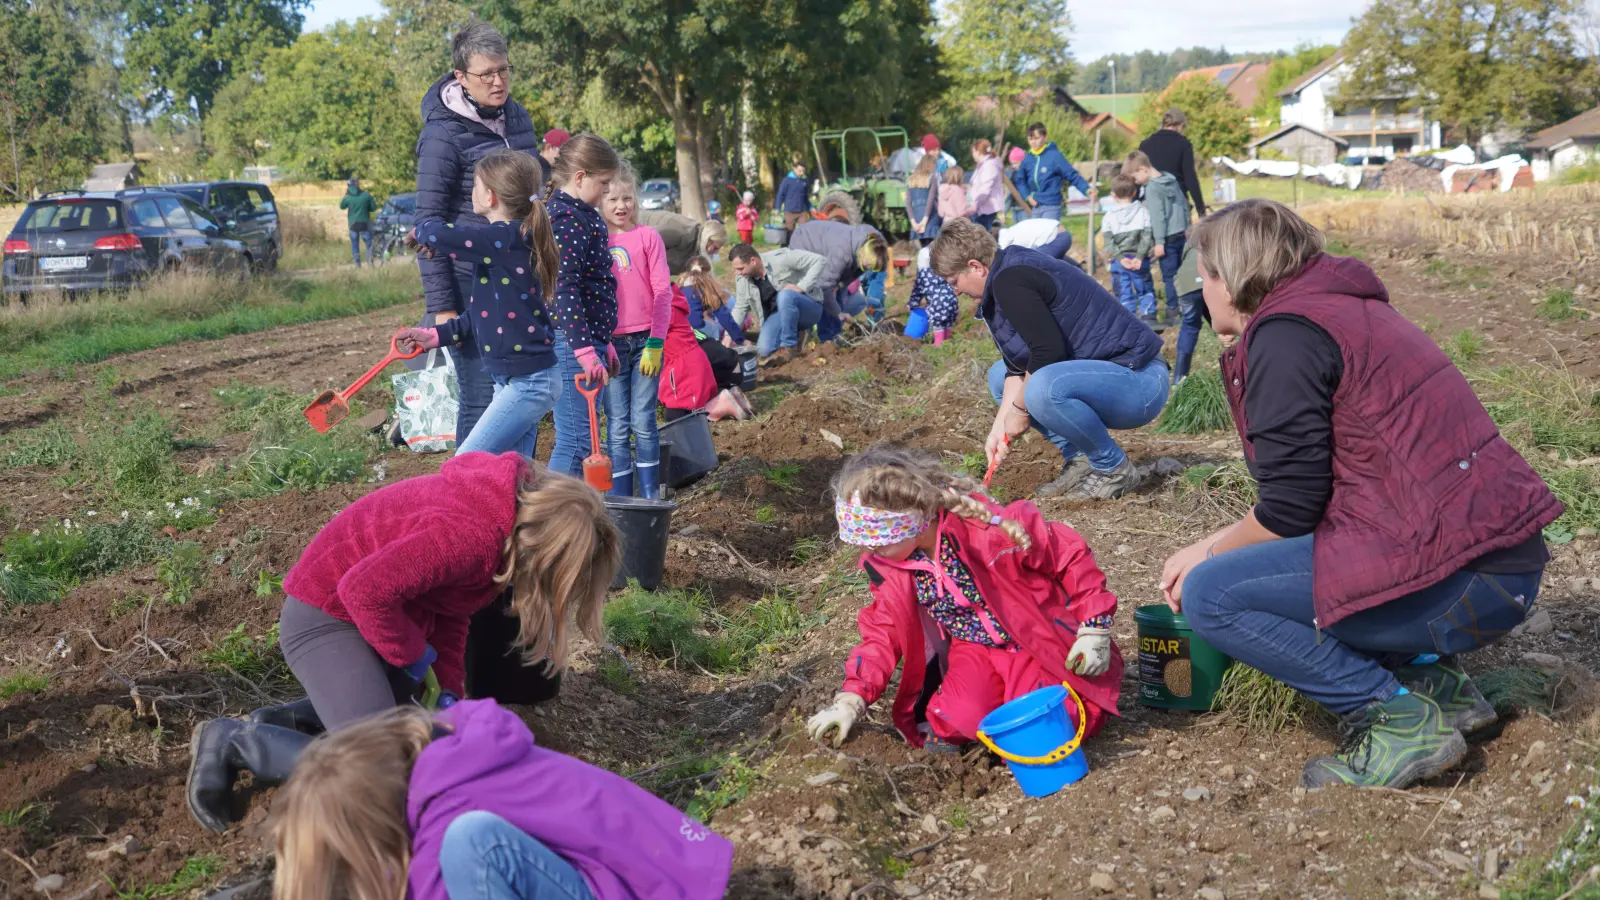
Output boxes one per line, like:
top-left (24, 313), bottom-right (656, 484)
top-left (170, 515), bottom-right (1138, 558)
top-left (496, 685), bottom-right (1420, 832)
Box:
top-left (155, 542), bottom-right (206, 606)
top-left (754, 505), bottom-right (777, 525)
top-left (0, 517), bottom-right (169, 609)
top-left (1469, 360), bottom-right (1600, 533)
top-left (603, 583), bottom-right (816, 673)
top-left (595, 651), bottom-right (637, 694)
top-left (1537, 289), bottom-right (1580, 322)
top-left (1555, 162), bottom-right (1600, 185)
top-left (0, 672), bottom-right (47, 701)
top-left (79, 411), bottom-right (189, 507)
top-left (0, 422), bottom-right (77, 468)
top-left (110, 854), bottom-right (224, 899)
top-left (635, 747), bottom-right (771, 823)
top-left (1180, 463), bottom-right (1259, 519)
top-left (1502, 779), bottom-right (1600, 899)
top-left (0, 801), bottom-right (50, 829)
top-left (1445, 329), bottom-right (1485, 365)
top-left (1230, 177), bottom-right (1379, 207)
top-left (761, 462), bottom-right (804, 493)
top-left (200, 623), bottom-right (286, 682)
top-left (1212, 665), bottom-right (1320, 734)
top-left (0, 267), bottom-right (417, 382)
top-left (227, 385), bottom-right (382, 494)
top-left (790, 535), bottom-right (827, 565)
top-left (1156, 370), bottom-right (1232, 433)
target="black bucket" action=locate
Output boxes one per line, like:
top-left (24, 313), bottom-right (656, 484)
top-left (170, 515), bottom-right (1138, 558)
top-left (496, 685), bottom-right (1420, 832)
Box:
top-left (606, 497), bottom-right (677, 591)
top-left (737, 349), bottom-right (758, 391)
top-left (464, 589), bottom-right (563, 705)
top-left (659, 410), bottom-right (717, 488)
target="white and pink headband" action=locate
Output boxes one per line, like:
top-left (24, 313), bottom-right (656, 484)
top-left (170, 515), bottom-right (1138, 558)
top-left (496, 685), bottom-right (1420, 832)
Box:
top-left (835, 493), bottom-right (932, 548)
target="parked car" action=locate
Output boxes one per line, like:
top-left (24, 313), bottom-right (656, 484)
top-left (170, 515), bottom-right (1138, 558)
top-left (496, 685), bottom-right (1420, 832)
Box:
top-left (373, 191), bottom-right (417, 262)
top-left (639, 179), bottom-right (679, 212)
top-left (168, 181), bottom-right (281, 272)
top-left (2, 188), bottom-right (249, 301)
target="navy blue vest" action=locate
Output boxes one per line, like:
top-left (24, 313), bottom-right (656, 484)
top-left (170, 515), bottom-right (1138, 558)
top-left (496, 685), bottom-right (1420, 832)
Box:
top-left (981, 246), bottom-right (1163, 372)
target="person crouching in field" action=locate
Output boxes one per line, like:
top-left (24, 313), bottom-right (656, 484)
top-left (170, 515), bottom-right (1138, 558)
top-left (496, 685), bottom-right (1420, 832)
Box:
top-left (1161, 199), bottom-right (1559, 790)
top-left (186, 453), bottom-right (620, 832)
top-left (807, 448), bottom-right (1122, 752)
top-left (270, 702), bottom-right (733, 900)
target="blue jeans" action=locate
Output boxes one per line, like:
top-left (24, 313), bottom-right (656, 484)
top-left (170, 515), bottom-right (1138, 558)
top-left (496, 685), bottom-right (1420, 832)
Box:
top-left (350, 229), bottom-right (372, 266)
top-left (546, 330), bottom-right (593, 478)
top-left (455, 367), bottom-right (561, 459)
top-left (1174, 291), bottom-right (1206, 381)
top-left (1110, 258), bottom-right (1157, 317)
top-left (986, 357), bottom-right (1170, 470)
top-left (973, 212), bottom-right (998, 231)
top-left (1182, 535), bottom-right (1543, 715)
top-left (1157, 234), bottom-right (1185, 316)
top-left (756, 289), bottom-right (821, 357)
top-left (603, 331), bottom-right (660, 483)
top-left (816, 287), bottom-right (870, 343)
top-left (440, 810), bottom-right (595, 900)
top-left (435, 284), bottom-right (494, 445)
top-left (1031, 204), bottom-right (1061, 222)
top-left (1036, 230), bottom-right (1073, 260)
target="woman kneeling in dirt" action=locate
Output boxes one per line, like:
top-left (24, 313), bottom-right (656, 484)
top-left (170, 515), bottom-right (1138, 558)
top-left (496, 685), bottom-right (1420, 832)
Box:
top-left (807, 448), bottom-right (1122, 752)
top-left (185, 453), bottom-right (621, 831)
top-left (930, 218), bottom-right (1170, 502)
top-left (1161, 199), bottom-right (1561, 791)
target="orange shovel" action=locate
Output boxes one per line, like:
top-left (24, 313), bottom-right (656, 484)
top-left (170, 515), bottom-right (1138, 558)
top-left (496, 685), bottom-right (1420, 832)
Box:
top-left (574, 374), bottom-right (612, 492)
top-left (983, 435), bottom-right (1011, 488)
top-left (303, 332), bottom-right (423, 433)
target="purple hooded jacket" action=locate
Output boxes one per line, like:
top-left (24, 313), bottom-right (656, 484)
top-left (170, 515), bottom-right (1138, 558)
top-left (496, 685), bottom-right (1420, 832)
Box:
top-left (406, 700), bottom-right (733, 900)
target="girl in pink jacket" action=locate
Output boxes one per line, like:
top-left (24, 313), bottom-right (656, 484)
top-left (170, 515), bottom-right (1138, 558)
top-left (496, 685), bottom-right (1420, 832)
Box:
top-left (965, 139), bottom-right (1005, 230)
top-left (807, 448), bottom-right (1123, 750)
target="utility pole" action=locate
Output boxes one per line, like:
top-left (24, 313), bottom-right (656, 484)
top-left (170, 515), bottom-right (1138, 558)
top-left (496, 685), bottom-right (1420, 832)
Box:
top-left (1110, 60), bottom-right (1117, 121)
top-left (1088, 129), bottom-right (1101, 277)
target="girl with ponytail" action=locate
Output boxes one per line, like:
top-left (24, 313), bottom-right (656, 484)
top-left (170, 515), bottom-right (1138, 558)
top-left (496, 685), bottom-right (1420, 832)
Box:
top-left (398, 149), bottom-right (564, 457)
top-left (807, 447), bottom-right (1125, 752)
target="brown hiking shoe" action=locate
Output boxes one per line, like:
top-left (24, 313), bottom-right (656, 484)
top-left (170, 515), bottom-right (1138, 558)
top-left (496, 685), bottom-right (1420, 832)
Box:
top-left (1066, 459), bottom-right (1144, 501)
top-left (759, 347), bottom-right (793, 367)
top-left (1034, 456), bottom-right (1092, 498)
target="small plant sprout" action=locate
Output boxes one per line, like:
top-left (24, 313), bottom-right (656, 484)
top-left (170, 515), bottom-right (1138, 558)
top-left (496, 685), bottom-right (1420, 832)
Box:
top-left (761, 462), bottom-right (804, 493)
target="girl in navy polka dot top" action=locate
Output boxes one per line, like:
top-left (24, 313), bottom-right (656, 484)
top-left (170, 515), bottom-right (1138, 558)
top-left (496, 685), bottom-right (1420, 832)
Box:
top-left (397, 150), bottom-right (564, 457)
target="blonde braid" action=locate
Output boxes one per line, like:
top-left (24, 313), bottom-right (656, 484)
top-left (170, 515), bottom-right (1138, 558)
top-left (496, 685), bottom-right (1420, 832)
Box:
top-left (834, 447), bottom-right (1033, 549)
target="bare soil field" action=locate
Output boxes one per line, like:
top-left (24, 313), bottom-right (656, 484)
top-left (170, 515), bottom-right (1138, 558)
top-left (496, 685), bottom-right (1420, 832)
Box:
top-left (0, 194), bottom-right (1596, 900)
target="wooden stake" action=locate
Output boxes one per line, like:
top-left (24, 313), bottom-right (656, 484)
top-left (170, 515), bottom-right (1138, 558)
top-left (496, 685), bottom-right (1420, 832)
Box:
top-left (1088, 129), bottom-right (1102, 277)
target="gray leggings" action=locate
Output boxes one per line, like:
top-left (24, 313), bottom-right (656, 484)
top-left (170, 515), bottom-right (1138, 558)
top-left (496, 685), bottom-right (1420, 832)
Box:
top-left (278, 596), bottom-right (416, 731)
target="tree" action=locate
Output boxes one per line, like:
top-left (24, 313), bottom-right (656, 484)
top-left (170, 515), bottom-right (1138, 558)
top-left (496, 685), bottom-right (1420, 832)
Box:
top-left (1339, 0), bottom-right (1586, 145)
top-left (0, 0), bottom-right (103, 199)
top-left (125, 0), bottom-right (309, 129)
top-left (939, 0), bottom-right (1074, 130)
top-left (1251, 44), bottom-right (1337, 126)
top-left (204, 22), bottom-right (419, 188)
top-left (1073, 47), bottom-right (1238, 95)
top-left (1134, 75), bottom-right (1252, 160)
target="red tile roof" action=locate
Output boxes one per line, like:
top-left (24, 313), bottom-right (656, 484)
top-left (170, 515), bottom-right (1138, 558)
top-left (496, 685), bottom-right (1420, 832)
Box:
top-left (1173, 61), bottom-right (1271, 109)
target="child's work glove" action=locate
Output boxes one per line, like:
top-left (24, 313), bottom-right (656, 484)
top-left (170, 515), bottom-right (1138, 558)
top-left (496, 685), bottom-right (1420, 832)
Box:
top-left (1066, 627), bottom-right (1113, 677)
top-left (605, 342), bottom-right (621, 374)
top-left (573, 345), bottom-right (609, 383)
top-left (396, 327), bottom-right (441, 353)
top-left (640, 338), bottom-right (664, 376)
top-left (403, 644), bottom-right (438, 683)
top-left (807, 692), bottom-right (866, 747)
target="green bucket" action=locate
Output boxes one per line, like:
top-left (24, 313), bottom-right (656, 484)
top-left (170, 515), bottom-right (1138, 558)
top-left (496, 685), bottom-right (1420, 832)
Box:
top-left (1133, 604), bottom-right (1232, 710)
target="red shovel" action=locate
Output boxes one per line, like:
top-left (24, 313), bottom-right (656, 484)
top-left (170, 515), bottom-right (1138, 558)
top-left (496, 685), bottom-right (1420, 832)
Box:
top-left (303, 332), bottom-right (423, 433)
top-left (983, 435), bottom-right (1011, 488)
top-left (574, 374), bottom-right (612, 492)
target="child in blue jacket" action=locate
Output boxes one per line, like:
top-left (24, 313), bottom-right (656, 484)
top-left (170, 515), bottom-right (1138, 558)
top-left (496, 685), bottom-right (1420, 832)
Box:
top-left (1013, 123), bottom-right (1096, 222)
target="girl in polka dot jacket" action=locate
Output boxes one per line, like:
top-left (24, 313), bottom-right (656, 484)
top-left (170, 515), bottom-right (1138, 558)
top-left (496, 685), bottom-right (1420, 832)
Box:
top-left (909, 246), bottom-right (960, 346)
top-left (398, 149), bottom-right (563, 457)
top-left (807, 448), bottom-right (1123, 754)
top-left (543, 134), bottom-right (624, 478)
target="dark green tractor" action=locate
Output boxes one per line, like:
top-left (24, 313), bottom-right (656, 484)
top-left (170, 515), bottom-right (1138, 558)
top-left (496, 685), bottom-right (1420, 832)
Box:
top-left (810, 127), bottom-right (912, 238)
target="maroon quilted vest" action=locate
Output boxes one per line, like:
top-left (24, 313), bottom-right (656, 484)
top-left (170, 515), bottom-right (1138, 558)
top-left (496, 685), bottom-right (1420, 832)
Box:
top-left (1220, 254), bottom-right (1561, 627)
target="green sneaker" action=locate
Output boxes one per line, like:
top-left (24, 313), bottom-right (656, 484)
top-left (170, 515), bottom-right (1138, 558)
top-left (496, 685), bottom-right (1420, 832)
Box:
top-left (1302, 691), bottom-right (1466, 790)
top-left (1392, 656), bottom-right (1497, 734)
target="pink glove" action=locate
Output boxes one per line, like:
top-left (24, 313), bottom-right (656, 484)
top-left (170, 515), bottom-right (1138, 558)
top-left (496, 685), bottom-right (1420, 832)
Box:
top-left (573, 345), bottom-right (608, 382)
top-left (396, 327), bottom-right (440, 352)
top-left (605, 342), bottom-right (620, 373)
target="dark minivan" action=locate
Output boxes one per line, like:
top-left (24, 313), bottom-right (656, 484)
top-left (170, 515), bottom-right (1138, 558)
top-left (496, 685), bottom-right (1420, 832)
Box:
top-left (168, 181), bottom-right (281, 272)
top-left (3, 189), bottom-right (249, 300)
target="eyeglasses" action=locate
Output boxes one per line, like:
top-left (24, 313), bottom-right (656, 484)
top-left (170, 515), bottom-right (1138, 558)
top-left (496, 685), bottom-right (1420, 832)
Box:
top-left (464, 65), bottom-right (513, 85)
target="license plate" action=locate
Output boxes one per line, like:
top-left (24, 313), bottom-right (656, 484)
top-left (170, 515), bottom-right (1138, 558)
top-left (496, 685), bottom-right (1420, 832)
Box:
top-left (39, 256), bottom-right (88, 272)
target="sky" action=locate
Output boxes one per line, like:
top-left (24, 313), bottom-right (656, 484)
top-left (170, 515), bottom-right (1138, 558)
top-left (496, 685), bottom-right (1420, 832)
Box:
top-left (304, 0), bottom-right (1372, 58)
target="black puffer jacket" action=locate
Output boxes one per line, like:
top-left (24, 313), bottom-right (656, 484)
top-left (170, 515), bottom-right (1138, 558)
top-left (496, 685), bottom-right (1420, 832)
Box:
top-left (415, 74), bottom-right (539, 314)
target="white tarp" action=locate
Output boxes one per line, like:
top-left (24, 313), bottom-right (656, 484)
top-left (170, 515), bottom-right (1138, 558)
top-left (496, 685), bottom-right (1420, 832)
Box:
top-left (1430, 144), bottom-right (1477, 165)
top-left (1211, 156), bottom-right (1364, 190)
top-left (1439, 154), bottom-right (1528, 193)
top-left (885, 147), bottom-right (958, 177)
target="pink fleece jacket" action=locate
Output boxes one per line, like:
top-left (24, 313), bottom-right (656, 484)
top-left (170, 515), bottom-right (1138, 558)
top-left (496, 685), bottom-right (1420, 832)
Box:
top-left (608, 224), bottom-right (671, 339)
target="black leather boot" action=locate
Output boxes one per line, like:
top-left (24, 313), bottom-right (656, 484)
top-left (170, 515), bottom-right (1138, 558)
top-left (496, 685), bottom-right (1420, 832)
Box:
top-left (186, 719), bottom-right (313, 832)
top-left (247, 697), bottom-right (324, 736)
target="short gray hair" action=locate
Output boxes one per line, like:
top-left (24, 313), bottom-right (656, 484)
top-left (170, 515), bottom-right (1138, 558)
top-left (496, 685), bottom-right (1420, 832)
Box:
top-left (452, 23), bottom-right (508, 73)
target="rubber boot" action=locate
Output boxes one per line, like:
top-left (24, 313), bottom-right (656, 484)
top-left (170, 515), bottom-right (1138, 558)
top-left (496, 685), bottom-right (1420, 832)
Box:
top-left (636, 461), bottom-right (662, 501)
top-left (609, 469), bottom-right (634, 498)
top-left (187, 719), bottom-right (313, 832)
top-left (247, 697), bottom-right (324, 736)
top-left (1301, 689), bottom-right (1467, 790)
top-left (1393, 654), bottom-right (1497, 734)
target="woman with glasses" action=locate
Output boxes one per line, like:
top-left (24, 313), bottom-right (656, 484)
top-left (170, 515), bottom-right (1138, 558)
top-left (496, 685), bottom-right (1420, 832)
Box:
top-left (415, 23), bottom-right (541, 448)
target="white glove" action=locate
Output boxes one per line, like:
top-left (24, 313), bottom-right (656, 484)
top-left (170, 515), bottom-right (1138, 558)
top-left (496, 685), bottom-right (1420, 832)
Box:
top-left (807, 692), bottom-right (867, 747)
top-left (1066, 627), bottom-right (1113, 677)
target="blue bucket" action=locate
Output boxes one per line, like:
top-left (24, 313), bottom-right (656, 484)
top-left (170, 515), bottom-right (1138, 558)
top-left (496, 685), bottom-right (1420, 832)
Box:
top-left (976, 683), bottom-right (1089, 797)
top-left (904, 308), bottom-right (930, 340)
